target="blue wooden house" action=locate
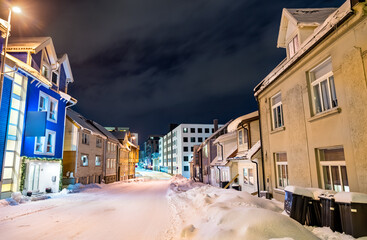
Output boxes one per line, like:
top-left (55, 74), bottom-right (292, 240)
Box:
top-left (0, 34), bottom-right (76, 198)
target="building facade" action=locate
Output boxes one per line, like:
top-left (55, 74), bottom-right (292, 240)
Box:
top-left (254, 0), bottom-right (367, 201)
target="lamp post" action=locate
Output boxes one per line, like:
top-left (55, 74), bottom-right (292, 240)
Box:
top-left (0, 6), bottom-right (21, 108)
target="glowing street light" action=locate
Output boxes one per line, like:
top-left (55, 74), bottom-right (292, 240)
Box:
top-left (0, 6), bottom-right (22, 107)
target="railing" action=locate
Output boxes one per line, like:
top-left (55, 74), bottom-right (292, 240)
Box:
top-left (224, 174), bottom-right (239, 189)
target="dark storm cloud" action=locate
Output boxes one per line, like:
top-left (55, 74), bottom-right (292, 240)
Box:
top-left (3, 0), bottom-right (345, 141)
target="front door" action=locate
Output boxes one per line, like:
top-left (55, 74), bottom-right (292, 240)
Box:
top-left (28, 163), bottom-right (40, 192)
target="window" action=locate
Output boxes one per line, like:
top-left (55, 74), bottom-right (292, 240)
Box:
top-left (42, 64), bottom-right (50, 79)
top-left (217, 145), bottom-right (221, 159)
top-left (95, 156), bottom-right (101, 166)
top-left (183, 128), bottom-right (188, 133)
top-left (81, 154), bottom-right (89, 166)
top-left (198, 137), bottom-right (203, 142)
top-left (212, 128), bottom-right (214, 133)
top-left (190, 128), bottom-right (195, 133)
top-left (184, 166), bottom-right (189, 171)
top-left (34, 130), bottom-right (56, 155)
top-left (243, 168), bottom-right (254, 186)
top-left (82, 133), bottom-right (89, 145)
top-left (238, 130), bottom-right (243, 145)
top-left (96, 138), bottom-right (102, 148)
top-left (191, 147), bottom-right (194, 152)
top-left (190, 137), bottom-right (195, 143)
top-left (198, 128), bottom-right (202, 133)
top-left (184, 156), bottom-right (189, 161)
top-left (275, 152), bottom-right (288, 189)
top-left (51, 72), bottom-right (59, 86)
top-left (38, 92), bottom-right (58, 123)
top-left (309, 58), bottom-right (337, 115)
top-left (183, 137), bottom-right (188, 142)
top-left (183, 147), bottom-right (188, 152)
top-left (288, 35), bottom-right (299, 58)
top-left (238, 128), bottom-right (248, 147)
top-left (318, 147), bottom-right (348, 192)
top-left (271, 93), bottom-right (284, 129)
top-left (205, 128), bottom-right (209, 133)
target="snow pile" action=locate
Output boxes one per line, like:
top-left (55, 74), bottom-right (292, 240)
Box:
top-left (306, 226), bottom-right (355, 240)
top-left (167, 182), bottom-right (318, 240)
top-left (169, 174), bottom-right (204, 192)
top-left (335, 192), bottom-right (367, 204)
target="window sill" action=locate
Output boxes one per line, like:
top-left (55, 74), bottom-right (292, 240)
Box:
top-left (270, 126), bottom-right (285, 134)
top-left (308, 107), bottom-right (341, 123)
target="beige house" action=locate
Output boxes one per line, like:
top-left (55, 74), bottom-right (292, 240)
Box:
top-left (254, 0), bottom-right (367, 201)
top-left (226, 112), bottom-right (262, 194)
top-left (63, 109), bottom-right (105, 185)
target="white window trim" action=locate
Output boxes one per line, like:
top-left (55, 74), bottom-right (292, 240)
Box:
top-left (51, 71), bottom-right (59, 87)
top-left (271, 93), bottom-right (284, 130)
top-left (34, 129), bottom-right (56, 156)
top-left (38, 91), bottom-right (58, 123)
top-left (81, 154), bottom-right (89, 167)
top-left (309, 59), bottom-right (337, 115)
top-left (288, 34), bottom-right (299, 58)
top-left (274, 152), bottom-right (288, 189)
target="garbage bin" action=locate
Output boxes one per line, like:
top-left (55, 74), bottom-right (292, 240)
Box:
top-left (284, 186), bottom-right (314, 225)
top-left (335, 192), bottom-right (367, 238)
top-left (220, 181), bottom-right (229, 188)
top-left (305, 188), bottom-right (336, 227)
top-left (319, 193), bottom-right (342, 233)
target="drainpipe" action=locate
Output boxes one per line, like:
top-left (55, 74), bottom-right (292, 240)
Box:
top-left (217, 142), bottom-right (224, 187)
top-left (251, 158), bottom-right (260, 197)
top-left (256, 96), bottom-right (266, 191)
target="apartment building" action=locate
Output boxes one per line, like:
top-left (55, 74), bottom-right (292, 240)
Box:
top-left (160, 121), bottom-right (222, 178)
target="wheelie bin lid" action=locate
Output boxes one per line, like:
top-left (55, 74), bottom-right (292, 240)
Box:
top-left (335, 192), bottom-right (367, 204)
top-left (284, 186), bottom-right (313, 198)
top-left (306, 188), bottom-right (336, 200)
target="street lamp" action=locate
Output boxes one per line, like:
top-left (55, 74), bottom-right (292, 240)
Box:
top-left (0, 6), bottom-right (22, 107)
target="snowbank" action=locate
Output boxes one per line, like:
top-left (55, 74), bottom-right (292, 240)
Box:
top-left (167, 177), bottom-right (318, 240)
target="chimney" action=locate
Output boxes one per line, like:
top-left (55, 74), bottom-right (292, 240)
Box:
top-left (213, 119), bottom-right (218, 132)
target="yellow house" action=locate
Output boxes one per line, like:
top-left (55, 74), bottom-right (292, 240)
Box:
top-left (254, 0), bottom-right (367, 201)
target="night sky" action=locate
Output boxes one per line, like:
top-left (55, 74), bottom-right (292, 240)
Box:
top-left (1, 0), bottom-right (344, 144)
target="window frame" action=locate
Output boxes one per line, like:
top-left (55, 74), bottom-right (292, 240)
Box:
top-left (38, 91), bottom-right (58, 123)
top-left (51, 71), bottom-right (59, 86)
top-left (243, 167), bottom-right (255, 186)
top-left (309, 58), bottom-right (337, 115)
top-left (81, 154), bottom-right (89, 167)
top-left (34, 129), bottom-right (56, 156)
top-left (82, 132), bottom-right (90, 145)
top-left (288, 34), bottom-right (299, 58)
top-left (95, 155), bottom-right (101, 166)
top-left (318, 147), bottom-right (348, 192)
top-left (274, 152), bottom-right (288, 189)
top-left (271, 92), bottom-right (284, 130)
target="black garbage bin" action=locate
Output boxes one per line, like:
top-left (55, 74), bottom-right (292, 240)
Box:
top-left (284, 186), bottom-right (312, 225)
top-left (319, 194), bottom-right (342, 232)
top-left (284, 190), bottom-right (293, 215)
top-left (220, 181), bottom-right (229, 188)
top-left (335, 192), bottom-right (367, 238)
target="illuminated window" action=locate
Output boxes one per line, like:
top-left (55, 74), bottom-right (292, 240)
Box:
top-left (288, 35), bottom-right (299, 58)
top-left (243, 168), bottom-right (254, 186)
top-left (309, 58), bottom-right (337, 115)
top-left (318, 147), bottom-right (348, 192)
top-left (81, 154), bottom-right (89, 166)
top-left (95, 156), bottom-right (101, 166)
top-left (34, 130), bottom-right (56, 155)
top-left (271, 93), bottom-right (284, 129)
top-left (275, 152), bottom-right (288, 189)
top-left (38, 92), bottom-right (58, 123)
top-left (183, 128), bottom-right (188, 133)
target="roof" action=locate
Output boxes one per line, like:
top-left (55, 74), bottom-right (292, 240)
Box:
top-left (90, 121), bottom-right (120, 143)
top-left (58, 54), bottom-right (74, 83)
top-left (110, 131), bottom-right (125, 141)
top-left (254, 1), bottom-right (353, 96)
top-left (197, 120), bottom-right (233, 151)
top-left (66, 109), bottom-right (105, 138)
top-left (227, 111), bottom-right (259, 132)
top-left (286, 8), bottom-right (337, 25)
top-left (213, 131), bottom-right (237, 144)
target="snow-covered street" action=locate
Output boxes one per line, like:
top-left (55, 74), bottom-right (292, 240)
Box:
top-left (0, 171), bottom-right (358, 240)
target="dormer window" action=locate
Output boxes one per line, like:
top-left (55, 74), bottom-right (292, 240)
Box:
top-left (288, 35), bottom-right (299, 58)
top-left (51, 71), bottom-right (59, 86)
top-left (42, 64), bottom-right (50, 79)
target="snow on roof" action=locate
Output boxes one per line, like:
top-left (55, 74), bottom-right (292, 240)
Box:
top-left (335, 192), bottom-right (367, 204)
top-left (254, 1), bottom-right (353, 96)
top-left (227, 111), bottom-right (258, 133)
top-left (67, 109), bottom-right (106, 138)
top-left (90, 121), bottom-right (120, 143)
top-left (286, 8), bottom-right (337, 25)
top-left (197, 120), bottom-right (233, 151)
